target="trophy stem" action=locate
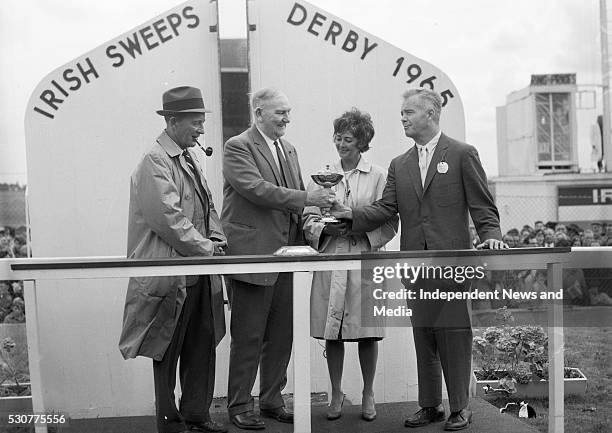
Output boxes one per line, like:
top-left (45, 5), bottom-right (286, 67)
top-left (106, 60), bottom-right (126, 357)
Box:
top-left (318, 187), bottom-right (339, 223)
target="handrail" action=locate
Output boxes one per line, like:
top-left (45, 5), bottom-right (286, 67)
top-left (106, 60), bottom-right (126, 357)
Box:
top-left (2, 247), bottom-right (570, 281)
top-left (9, 247), bottom-right (571, 268)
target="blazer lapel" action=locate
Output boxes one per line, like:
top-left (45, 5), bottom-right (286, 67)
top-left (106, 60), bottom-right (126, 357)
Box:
top-left (251, 127), bottom-right (285, 187)
top-left (406, 146), bottom-right (423, 201)
top-left (423, 135), bottom-right (449, 194)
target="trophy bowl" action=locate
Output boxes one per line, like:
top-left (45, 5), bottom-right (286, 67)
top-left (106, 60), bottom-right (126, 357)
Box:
top-left (310, 172), bottom-right (344, 188)
top-left (310, 165), bottom-right (343, 223)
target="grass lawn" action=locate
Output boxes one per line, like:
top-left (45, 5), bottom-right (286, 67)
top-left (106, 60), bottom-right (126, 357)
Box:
top-left (479, 326), bottom-right (611, 433)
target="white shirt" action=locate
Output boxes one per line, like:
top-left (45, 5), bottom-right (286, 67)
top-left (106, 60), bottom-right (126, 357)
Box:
top-left (416, 130), bottom-right (441, 185)
top-left (256, 125), bottom-right (286, 169)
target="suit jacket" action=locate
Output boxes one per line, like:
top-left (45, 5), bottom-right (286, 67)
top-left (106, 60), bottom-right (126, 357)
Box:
top-left (221, 125), bottom-right (307, 286)
top-left (119, 131), bottom-right (226, 361)
top-left (352, 133), bottom-right (502, 326)
top-left (353, 133), bottom-right (501, 249)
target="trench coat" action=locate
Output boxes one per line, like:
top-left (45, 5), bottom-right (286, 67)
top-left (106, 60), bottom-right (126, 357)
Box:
top-left (304, 158), bottom-right (397, 340)
top-left (118, 131), bottom-right (226, 361)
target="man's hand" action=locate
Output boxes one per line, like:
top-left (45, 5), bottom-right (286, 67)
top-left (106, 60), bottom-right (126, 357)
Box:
top-left (476, 239), bottom-right (509, 250)
top-left (329, 201), bottom-right (353, 220)
top-left (305, 188), bottom-right (336, 207)
top-left (212, 240), bottom-right (227, 256)
top-left (322, 222), bottom-right (349, 237)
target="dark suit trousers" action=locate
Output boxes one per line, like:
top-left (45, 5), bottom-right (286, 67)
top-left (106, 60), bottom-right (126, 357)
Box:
top-left (412, 326), bottom-right (472, 412)
top-left (406, 267), bottom-right (473, 413)
top-left (153, 277), bottom-right (216, 433)
top-left (227, 273), bottom-right (293, 416)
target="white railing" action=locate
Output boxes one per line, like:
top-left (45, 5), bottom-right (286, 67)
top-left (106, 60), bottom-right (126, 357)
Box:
top-left (2, 247), bottom-right (610, 433)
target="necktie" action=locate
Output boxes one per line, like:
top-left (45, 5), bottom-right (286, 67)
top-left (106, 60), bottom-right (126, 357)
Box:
top-left (182, 150), bottom-right (209, 230)
top-left (418, 146), bottom-right (428, 187)
top-left (182, 149), bottom-right (201, 186)
top-left (273, 140), bottom-right (290, 187)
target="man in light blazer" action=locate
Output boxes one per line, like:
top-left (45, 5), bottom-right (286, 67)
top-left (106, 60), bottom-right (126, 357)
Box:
top-left (332, 88), bottom-right (507, 431)
top-left (221, 88), bottom-right (334, 430)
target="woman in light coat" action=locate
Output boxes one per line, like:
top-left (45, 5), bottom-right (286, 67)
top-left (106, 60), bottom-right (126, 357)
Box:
top-left (303, 108), bottom-right (397, 422)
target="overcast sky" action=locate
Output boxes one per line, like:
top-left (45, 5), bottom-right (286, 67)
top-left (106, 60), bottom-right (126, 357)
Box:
top-left (0, 0), bottom-right (603, 184)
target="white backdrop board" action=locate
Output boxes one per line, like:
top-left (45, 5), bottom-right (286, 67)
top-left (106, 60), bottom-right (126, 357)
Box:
top-left (247, 0), bottom-right (466, 405)
top-left (23, 0), bottom-right (223, 418)
top-left (247, 0), bottom-right (465, 180)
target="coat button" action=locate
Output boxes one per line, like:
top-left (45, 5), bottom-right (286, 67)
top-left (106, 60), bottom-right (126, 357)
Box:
top-left (185, 194), bottom-right (191, 200)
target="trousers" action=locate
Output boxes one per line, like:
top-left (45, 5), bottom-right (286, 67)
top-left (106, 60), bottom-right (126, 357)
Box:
top-left (153, 277), bottom-right (216, 433)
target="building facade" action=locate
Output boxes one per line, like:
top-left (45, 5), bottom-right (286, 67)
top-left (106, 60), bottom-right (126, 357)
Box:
top-left (493, 73), bottom-right (612, 231)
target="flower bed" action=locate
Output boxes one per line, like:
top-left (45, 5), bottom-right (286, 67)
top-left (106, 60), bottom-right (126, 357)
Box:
top-left (473, 368), bottom-right (587, 398)
top-left (472, 307), bottom-right (588, 398)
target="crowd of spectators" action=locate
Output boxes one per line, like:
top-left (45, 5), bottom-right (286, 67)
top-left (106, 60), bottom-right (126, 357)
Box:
top-left (470, 220), bottom-right (612, 309)
top-left (0, 280), bottom-right (25, 324)
top-left (0, 225), bottom-right (28, 259)
top-left (0, 226), bottom-right (28, 324)
top-left (497, 220), bottom-right (612, 249)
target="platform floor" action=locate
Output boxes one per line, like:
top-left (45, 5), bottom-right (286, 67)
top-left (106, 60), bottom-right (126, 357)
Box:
top-left (54, 397), bottom-right (539, 433)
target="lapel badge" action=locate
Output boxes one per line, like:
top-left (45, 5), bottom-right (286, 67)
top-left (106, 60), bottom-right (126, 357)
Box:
top-left (437, 161), bottom-right (448, 174)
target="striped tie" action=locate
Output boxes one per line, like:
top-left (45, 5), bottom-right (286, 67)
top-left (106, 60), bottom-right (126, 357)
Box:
top-left (182, 150), bottom-right (201, 183)
top-left (273, 140), bottom-right (290, 187)
top-left (182, 149), bottom-right (209, 232)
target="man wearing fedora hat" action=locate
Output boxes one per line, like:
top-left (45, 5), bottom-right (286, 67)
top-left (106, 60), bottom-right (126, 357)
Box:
top-left (119, 86), bottom-right (228, 433)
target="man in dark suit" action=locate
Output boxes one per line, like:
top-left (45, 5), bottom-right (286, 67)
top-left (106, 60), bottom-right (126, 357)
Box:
top-left (332, 88), bottom-right (506, 431)
top-left (221, 88), bottom-right (334, 430)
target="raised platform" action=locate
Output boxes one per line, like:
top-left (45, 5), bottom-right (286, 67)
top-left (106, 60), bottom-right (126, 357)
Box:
top-left (55, 398), bottom-right (538, 433)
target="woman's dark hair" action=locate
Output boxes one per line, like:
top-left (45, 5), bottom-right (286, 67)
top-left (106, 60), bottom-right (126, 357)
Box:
top-left (333, 108), bottom-right (375, 152)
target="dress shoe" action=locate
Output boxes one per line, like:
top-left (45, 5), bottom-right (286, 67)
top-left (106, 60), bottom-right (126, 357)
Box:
top-left (361, 393), bottom-right (376, 421)
top-left (230, 412), bottom-right (265, 430)
top-left (326, 394), bottom-right (345, 420)
top-left (260, 406), bottom-right (294, 424)
top-left (186, 420), bottom-right (228, 432)
top-left (444, 408), bottom-right (472, 431)
top-left (404, 403), bottom-right (445, 427)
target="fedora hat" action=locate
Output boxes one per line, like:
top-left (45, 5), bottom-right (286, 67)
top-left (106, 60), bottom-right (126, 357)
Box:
top-left (156, 86), bottom-right (212, 116)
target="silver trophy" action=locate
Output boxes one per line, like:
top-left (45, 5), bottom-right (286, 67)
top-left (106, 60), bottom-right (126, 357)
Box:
top-left (311, 164), bottom-right (343, 223)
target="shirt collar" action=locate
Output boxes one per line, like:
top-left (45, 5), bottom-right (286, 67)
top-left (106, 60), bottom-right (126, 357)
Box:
top-left (157, 130), bottom-right (183, 157)
top-left (416, 130), bottom-right (442, 153)
top-left (255, 125), bottom-right (277, 146)
top-left (330, 155), bottom-right (371, 174)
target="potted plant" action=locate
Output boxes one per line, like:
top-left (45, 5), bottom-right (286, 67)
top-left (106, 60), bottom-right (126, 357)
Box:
top-left (472, 307), bottom-right (587, 399)
top-left (0, 337), bottom-right (32, 414)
